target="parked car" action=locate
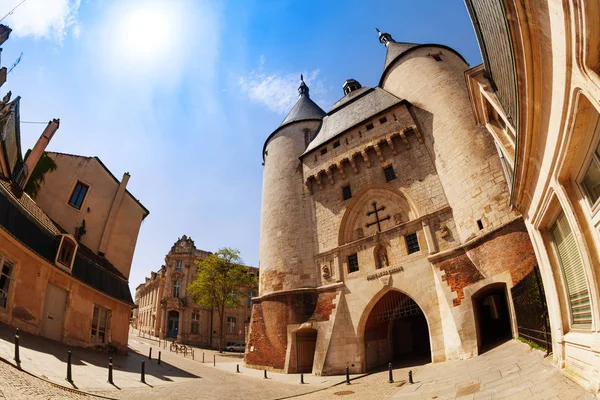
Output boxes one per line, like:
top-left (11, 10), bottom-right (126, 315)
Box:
top-left (226, 343), bottom-right (246, 352)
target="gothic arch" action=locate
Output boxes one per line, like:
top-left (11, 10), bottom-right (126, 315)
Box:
top-left (338, 184), bottom-right (419, 245)
top-left (356, 288), bottom-right (433, 371)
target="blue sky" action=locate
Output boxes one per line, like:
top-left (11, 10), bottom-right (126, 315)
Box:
top-left (1, 0), bottom-right (482, 291)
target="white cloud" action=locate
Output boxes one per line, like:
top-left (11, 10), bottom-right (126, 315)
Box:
top-left (2, 0), bottom-right (81, 41)
top-left (239, 60), bottom-right (327, 115)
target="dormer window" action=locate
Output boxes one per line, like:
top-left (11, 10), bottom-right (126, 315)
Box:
top-left (342, 79), bottom-right (362, 95)
top-left (56, 235), bottom-right (77, 270)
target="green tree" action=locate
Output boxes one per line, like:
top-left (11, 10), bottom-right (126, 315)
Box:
top-left (187, 248), bottom-right (257, 352)
top-left (23, 150), bottom-right (57, 198)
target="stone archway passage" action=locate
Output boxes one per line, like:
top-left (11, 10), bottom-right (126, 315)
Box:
top-left (364, 291), bottom-right (431, 371)
top-left (167, 310), bottom-right (179, 339)
top-left (473, 284), bottom-right (512, 353)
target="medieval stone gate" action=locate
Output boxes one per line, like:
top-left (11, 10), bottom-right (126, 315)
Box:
top-left (364, 290), bottom-right (431, 371)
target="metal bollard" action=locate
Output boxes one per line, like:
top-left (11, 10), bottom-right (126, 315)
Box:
top-left (388, 363), bottom-right (393, 383)
top-left (345, 366), bottom-right (350, 385)
top-left (158, 351), bottom-right (161, 365)
top-left (264, 370), bottom-right (268, 379)
top-left (300, 373), bottom-right (305, 384)
top-left (66, 351), bottom-right (73, 383)
top-left (108, 357), bottom-right (113, 384)
top-left (149, 348), bottom-right (152, 360)
top-left (213, 354), bottom-right (216, 366)
top-left (141, 360), bottom-right (146, 383)
top-left (236, 364), bottom-right (240, 373)
top-left (409, 370), bottom-right (413, 384)
top-left (202, 352), bottom-right (205, 363)
top-left (192, 349), bottom-right (194, 360)
top-left (14, 328), bottom-right (20, 364)
top-left (184, 347), bottom-right (187, 357)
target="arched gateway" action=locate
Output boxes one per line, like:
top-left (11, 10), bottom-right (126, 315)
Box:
top-left (363, 290), bottom-right (431, 371)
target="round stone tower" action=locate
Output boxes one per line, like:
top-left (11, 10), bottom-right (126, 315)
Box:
top-left (377, 30), bottom-right (515, 243)
top-left (258, 76), bottom-right (326, 295)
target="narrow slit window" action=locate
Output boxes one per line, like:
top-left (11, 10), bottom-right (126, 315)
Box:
top-left (347, 253), bottom-right (359, 273)
top-left (342, 185), bottom-right (352, 201)
top-left (405, 233), bottom-right (420, 254)
top-left (384, 166), bottom-right (396, 182)
top-left (431, 54), bottom-right (443, 62)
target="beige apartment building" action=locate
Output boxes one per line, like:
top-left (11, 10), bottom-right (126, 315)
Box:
top-left (136, 236), bottom-right (257, 349)
top-left (0, 26), bottom-right (149, 352)
top-left (464, 0), bottom-right (600, 392)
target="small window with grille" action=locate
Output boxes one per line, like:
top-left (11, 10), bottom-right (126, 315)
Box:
top-left (347, 253), bottom-right (359, 273)
top-left (405, 233), bottom-right (420, 254)
top-left (333, 141), bottom-right (340, 149)
top-left (384, 166), bottom-right (396, 182)
top-left (342, 185), bottom-right (352, 200)
top-left (379, 116), bottom-right (387, 124)
top-left (366, 122), bottom-right (374, 131)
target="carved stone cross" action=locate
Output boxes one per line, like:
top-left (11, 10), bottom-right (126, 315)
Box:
top-left (366, 202), bottom-right (391, 232)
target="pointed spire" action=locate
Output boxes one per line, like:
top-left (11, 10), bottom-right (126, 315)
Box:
top-left (376, 28), bottom-right (395, 47)
top-left (298, 74), bottom-right (309, 98)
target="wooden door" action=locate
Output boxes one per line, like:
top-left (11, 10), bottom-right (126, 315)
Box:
top-left (42, 283), bottom-right (67, 342)
top-left (296, 330), bottom-right (317, 373)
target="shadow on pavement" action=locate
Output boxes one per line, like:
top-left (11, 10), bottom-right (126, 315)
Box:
top-left (0, 321), bottom-right (199, 384)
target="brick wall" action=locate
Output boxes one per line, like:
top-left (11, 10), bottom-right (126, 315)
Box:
top-left (434, 218), bottom-right (538, 306)
top-left (437, 253), bottom-right (484, 306)
top-left (246, 291), bottom-right (337, 370)
top-left (309, 291), bottom-right (337, 322)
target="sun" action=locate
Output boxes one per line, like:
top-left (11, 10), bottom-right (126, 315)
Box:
top-left (112, 1), bottom-right (183, 69)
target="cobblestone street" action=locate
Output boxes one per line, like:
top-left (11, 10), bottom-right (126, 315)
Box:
top-left (0, 361), bottom-right (90, 400)
top-left (0, 327), bottom-right (597, 400)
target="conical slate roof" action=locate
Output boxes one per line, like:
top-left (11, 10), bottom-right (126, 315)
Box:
top-left (384, 41), bottom-right (419, 70)
top-left (280, 95), bottom-right (326, 127)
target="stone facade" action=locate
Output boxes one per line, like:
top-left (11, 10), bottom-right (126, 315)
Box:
top-left (246, 31), bottom-right (540, 375)
top-left (135, 236), bottom-right (258, 349)
top-left (465, 0), bottom-right (600, 393)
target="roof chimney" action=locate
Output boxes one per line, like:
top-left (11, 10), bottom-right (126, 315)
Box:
top-left (24, 118), bottom-right (60, 185)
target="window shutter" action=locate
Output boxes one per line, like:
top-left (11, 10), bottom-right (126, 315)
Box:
top-left (552, 214), bottom-right (592, 327)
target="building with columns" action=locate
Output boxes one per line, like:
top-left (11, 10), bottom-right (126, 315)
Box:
top-left (246, 29), bottom-right (544, 375)
top-left (464, 0), bottom-right (600, 392)
top-left (135, 236), bottom-right (258, 349)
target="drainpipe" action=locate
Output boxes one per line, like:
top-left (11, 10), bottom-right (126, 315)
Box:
top-left (24, 119), bottom-right (60, 185)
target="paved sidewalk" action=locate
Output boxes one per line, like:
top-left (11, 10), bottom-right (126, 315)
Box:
top-left (297, 340), bottom-right (597, 400)
top-left (0, 323), bottom-right (350, 399)
top-left (0, 322), bottom-right (196, 391)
